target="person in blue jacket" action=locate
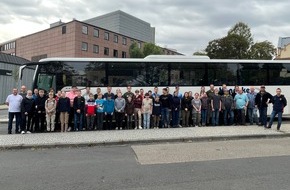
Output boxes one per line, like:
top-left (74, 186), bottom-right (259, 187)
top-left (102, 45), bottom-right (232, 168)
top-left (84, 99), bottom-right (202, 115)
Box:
top-left (104, 94), bottom-right (115, 130)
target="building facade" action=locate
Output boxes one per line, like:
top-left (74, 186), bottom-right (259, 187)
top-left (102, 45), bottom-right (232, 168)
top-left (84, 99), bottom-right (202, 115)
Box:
top-left (0, 53), bottom-right (34, 103)
top-left (0, 11), bottom-right (180, 61)
top-left (277, 37), bottom-right (290, 60)
top-left (84, 10), bottom-right (155, 43)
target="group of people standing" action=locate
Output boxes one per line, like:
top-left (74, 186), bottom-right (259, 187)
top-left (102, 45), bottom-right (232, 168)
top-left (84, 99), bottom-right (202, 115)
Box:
top-left (5, 84), bottom-right (287, 134)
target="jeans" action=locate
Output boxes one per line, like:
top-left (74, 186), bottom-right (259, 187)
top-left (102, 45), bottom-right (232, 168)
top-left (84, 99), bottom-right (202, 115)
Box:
top-left (105, 113), bottom-right (113, 130)
top-left (74, 113), bottom-right (83, 131)
top-left (259, 107), bottom-right (268, 127)
top-left (152, 115), bottom-right (161, 127)
top-left (201, 109), bottom-right (207, 125)
top-left (8, 112), bottom-right (21, 133)
top-left (96, 112), bottom-right (104, 130)
top-left (21, 113), bottom-right (33, 132)
top-left (247, 107), bottom-right (258, 125)
top-left (143, 113), bottom-right (151, 129)
top-left (268, 111), bottom-right (283, 129)
top-left (223, 109), bottom-right (234, 125)
top-left (161, 108), bottom-right (170, 128)
top-left (126, 114), bottom-right (133, 129)
top-left (212, 109), bottom-right (220, 126)
top-left (115, 112), bottom-right (124, 130)
top-left (172, 110), bottom-right (179, 127)
top-left (86, 115), bottom-right (95, 130)
top-left (236, 109), bottom-right (246, 125)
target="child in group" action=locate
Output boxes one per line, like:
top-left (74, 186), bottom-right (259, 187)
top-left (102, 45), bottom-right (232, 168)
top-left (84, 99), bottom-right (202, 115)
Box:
top-left (152, 95), bottom-right (162, 129)
top-left (104, 94), bottom-right (115, 130)
top-left (171, 91), bottom-right (181, 128)
top-left (21, 90), bottom-right (35, 134)
top-left (95, 93), bottom-right (105, 130)
top-left (125, 96), bottom-right (134, 129)
top-left (142, 93), bottom-right (153, 129)
top-left (35, 89), bottom-right (47, 132)
top-left (114, 92), bottom-right (126, 130)
top-left (200, 93), bottom-right (209, 126)
top-left (57, 91), bottom-right (70, 132)
top-left (73, 90), bottom-right (85, 131)
top-left (192, 93), bottom-right (201, 127)
top-left (45, 92), bottom-right (57, 132)
top-left (85, 93), bottom-right (96, 130)
top-left (211, 88), bottom-right (222, 126)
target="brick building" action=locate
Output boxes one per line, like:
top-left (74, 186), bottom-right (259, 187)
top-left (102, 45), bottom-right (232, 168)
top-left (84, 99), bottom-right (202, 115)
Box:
top-left (0, 11), bottom-right (181, 61)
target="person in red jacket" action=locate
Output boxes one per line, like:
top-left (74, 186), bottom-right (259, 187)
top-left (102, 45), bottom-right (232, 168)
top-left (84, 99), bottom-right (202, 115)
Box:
top-left (85, 93), bottom-right (96, 130)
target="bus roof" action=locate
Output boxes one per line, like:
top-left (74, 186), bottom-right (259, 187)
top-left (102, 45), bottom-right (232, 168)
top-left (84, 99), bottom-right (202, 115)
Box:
top-left (36, 56), bottom-right (290, 64)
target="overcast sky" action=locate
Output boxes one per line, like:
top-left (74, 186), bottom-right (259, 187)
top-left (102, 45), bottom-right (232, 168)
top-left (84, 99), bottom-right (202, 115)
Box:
top-left (1, 0), bottom-right (290, 55)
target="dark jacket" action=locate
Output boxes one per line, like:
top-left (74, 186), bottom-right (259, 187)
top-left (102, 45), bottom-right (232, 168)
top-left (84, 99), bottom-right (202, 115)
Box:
top-left (272, 95), bottom-right (287, 112)
top-left (152, 100), bottom-right (162, 116)
top-left (21, 97), bottom-right (35, 114)
top-left (125, 100), bottom-right (135, 115)
top-left (181, 97), bottom-right (192, 110)
top-left (255, 92), bottom-right (273, 108)
top-left (73, 96), bottom-right (85, 113)
top-left (200, 96), bottom-right (209, 110)
top-left (57, 97), bottom-right (70, 112)
top-left (35, 96), bottom-right (47, 112)
top-left (221, 95), bottom-right (234, 110)
top-left (172, 96), bottom-right (181, 111)
top-left (159, 94), bottom-right (172, 109)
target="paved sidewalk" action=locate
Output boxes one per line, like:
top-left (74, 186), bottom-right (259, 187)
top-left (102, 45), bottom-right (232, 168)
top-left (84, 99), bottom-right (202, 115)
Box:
top-left (0, 125), bottom-right (290, 149)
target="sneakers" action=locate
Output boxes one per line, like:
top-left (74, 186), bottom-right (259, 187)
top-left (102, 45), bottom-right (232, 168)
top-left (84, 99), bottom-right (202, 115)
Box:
top-left (26, 131), bottom-right (31, 134)
top-left (21, 131), bottom-right (25, 134)
top-left (138, 126), bottom-right (143, 129)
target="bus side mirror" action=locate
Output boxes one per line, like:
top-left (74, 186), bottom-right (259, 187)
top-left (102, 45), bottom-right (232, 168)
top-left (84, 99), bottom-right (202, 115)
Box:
top-left (18, 65), bottom-right (26, 81)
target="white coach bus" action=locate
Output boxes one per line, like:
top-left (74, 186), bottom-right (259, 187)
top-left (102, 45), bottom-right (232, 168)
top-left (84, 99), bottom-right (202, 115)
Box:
top-left (19, 55), bottom-right (290, 114)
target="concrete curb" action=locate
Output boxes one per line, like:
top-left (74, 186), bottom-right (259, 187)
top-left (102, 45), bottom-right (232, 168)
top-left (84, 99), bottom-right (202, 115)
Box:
top-left (1, 133), bottom-right (290, 150)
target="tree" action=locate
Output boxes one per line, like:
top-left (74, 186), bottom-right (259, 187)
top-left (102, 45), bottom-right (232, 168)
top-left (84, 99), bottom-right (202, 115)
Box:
top-left (129, 42), bottom-right (144, 58)
top-left (248, 41), bottom-right (276, 60)
top-left (205, 22), bottom-right (267, 59)
top-left (228, 22), bottom-right (254, 46)
top-left (143, 43), bottom-right (162, 57)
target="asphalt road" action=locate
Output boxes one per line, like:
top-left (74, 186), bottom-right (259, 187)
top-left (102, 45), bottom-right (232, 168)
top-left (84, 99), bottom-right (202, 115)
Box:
top-left (1, 138), bottom-right (290, 190)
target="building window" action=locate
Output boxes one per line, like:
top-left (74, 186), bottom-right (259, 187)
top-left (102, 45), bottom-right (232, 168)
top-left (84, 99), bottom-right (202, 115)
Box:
top-left (93, 28), bottom-right (99, 37)
top-left (122, 51), bottom-right (127, 58)
top-left (138, 42), bottom-right (141, 49)
top-left (104, 32), bottom-right (109, 40)
top-left (114, 35), bottom-right (118, 43)
top-left (82, 25), bottom-right (88, 34)
top-left (82, 42), bottom-right (88, 51)
top-left (62, 25), bottom-right (66, 34)
top-left (113, 49), bottom-right (118, 58)
top-left (104, 47), bottom-right (109, 56)
top-left (122, 37), bottom-right (127, 45)
top-left (93, 45), bottom-right (99, 53)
